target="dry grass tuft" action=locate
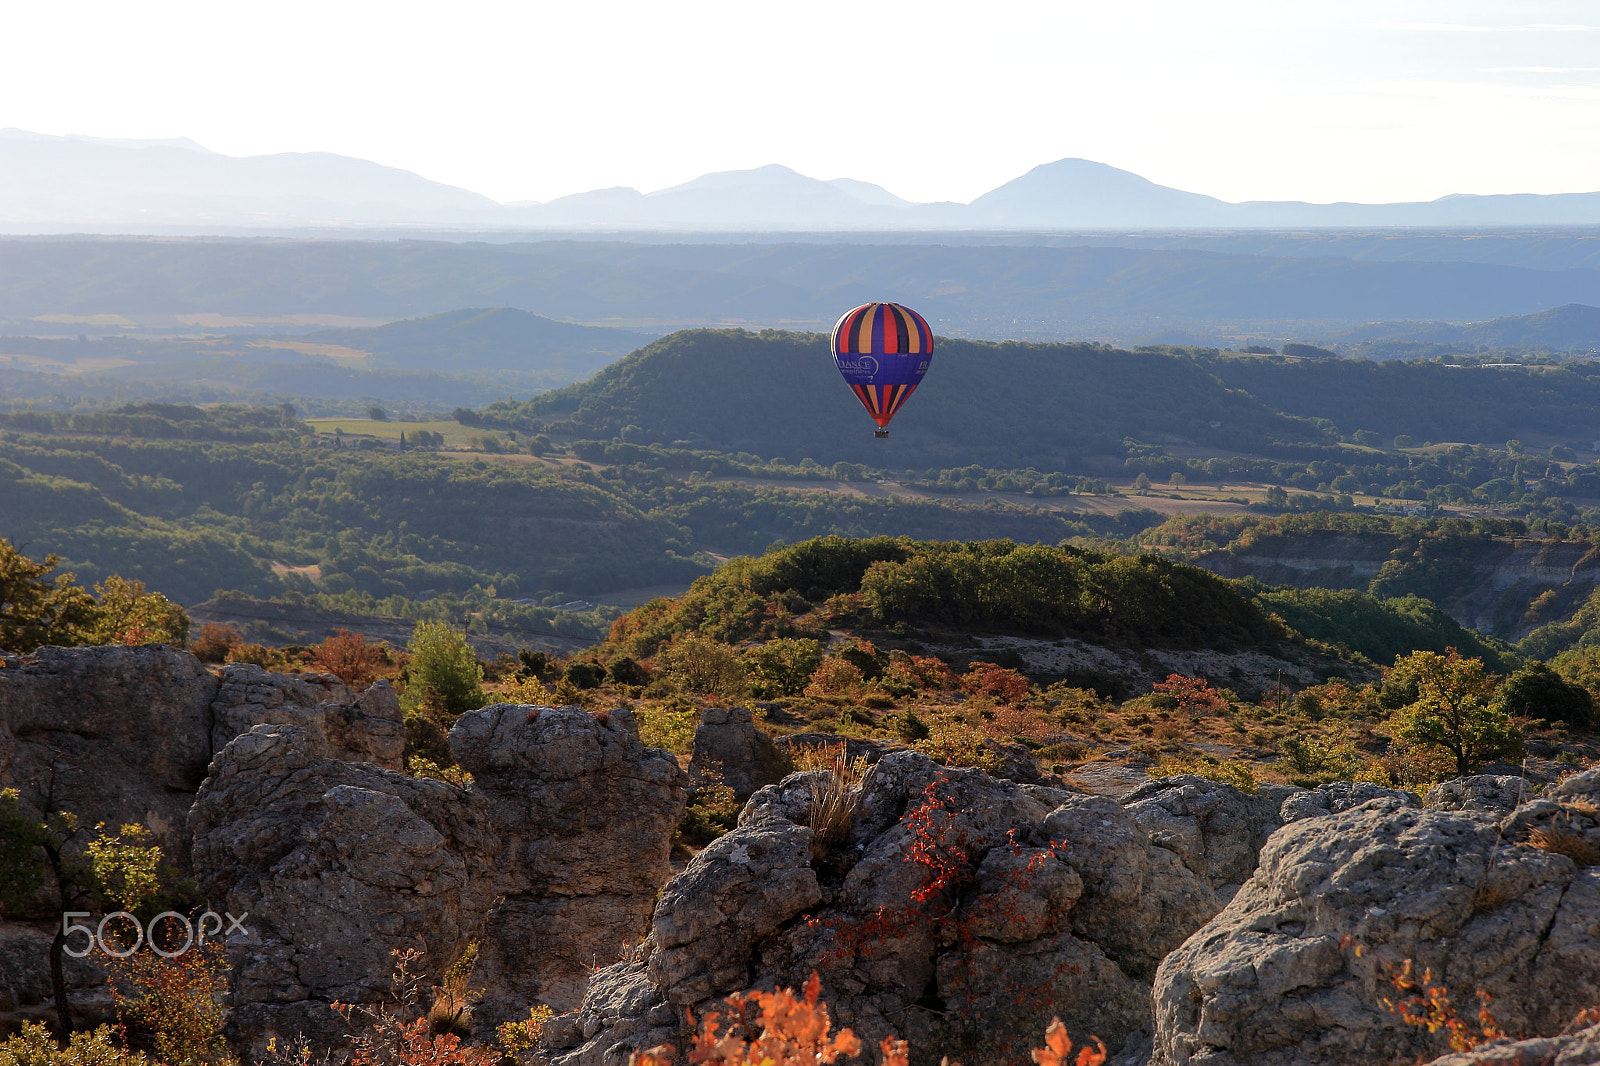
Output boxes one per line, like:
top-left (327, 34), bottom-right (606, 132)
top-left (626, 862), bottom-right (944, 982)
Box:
top-left (1472, 878), bottom-right (1518, 913)
top-left (1529, 826), bottom-right (1600, 866)
top-left (805, 746), bottom-right (865, 862)
top-left (1565, 797), bottom-right (1600, 819)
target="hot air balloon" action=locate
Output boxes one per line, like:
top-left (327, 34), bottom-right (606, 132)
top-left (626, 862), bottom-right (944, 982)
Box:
top-left (830, 302), bottom-right (934, 438)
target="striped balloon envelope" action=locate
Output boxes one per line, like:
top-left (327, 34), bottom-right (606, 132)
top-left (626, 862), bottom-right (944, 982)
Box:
top-left (830, 302), bottom-right (934, 438)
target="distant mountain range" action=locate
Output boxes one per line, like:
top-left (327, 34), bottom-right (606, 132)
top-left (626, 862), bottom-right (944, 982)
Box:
top-left (1332, 303), bottom-right (1600, 354)
top-left (10, 129), bottom-right (1600, 231)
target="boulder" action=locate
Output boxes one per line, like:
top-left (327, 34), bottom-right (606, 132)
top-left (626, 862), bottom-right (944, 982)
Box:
top-left (0, 644), bottom-right (218, 867)
top-left (1278, 780), bottom-right (1419, 823)
top-left (209, 665), bottom-right (404, 769)
top-left (1152, 795), bottom-right (1600, 1066)
top-left (189, 724), bottom-right (500, 1061)
top-left (448, 704), bottom-right (688, 1027)
top-left (551, 751), bottom-right (1218, 1066)
top-left (1123, 775), bottom-right (1294, 899)
top-left (1420, 1023), bottom-right (1600, 1065)
top-left (1426, 775), bottom-right (1533, 814)
top-left (688, 706), bottom-right (789, 800)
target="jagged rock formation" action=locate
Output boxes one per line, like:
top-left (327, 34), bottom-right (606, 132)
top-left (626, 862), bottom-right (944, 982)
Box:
top-left (689, 706), bottom-right (789, 800)
top-left (1277, 780), bottom-right (1418, 823)
top-left (0, 646), bottom-right (405, 870)
top-left (189, 724), bottom-right (500, 1060)
top-left (1123, 776), bottom-right (1297, 901)
top-left (549, 752), bottom-right (1220, 1066)
top-left (1426, 774), bottom-right (1532, 813)
top-left (1152, 790), bottom-right (1600, 1066)
top-left (209, 665), bottom-right (404, 770)
top-left (449, 705), bottom-right (688, 1027)
top-left (0, 644), bottom-right (217, 866)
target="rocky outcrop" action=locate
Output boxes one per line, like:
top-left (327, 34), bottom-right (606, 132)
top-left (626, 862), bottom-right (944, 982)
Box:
top-left (1420, 1023), bottom-right (1600, 1066)
top-left (0, 647), bottom-right (407, 872)
top-left (1426, 774), bottom-right (1531, 813)
top-left (209, 665), bottom-right (404, 769)
top-left (1123, 776), bottom-right (1296, 900)
top-left (551, 752), bottom-right (1219, 1066)
top-left (189, 724), bottom-right (500, 1061)
top-left (448, 704), bottom-right (689, 1028)
top-left (1152, 795), bottom-right (1600, 1066)
top-left (0, 644), bottom-right (218, 867)
top-left (689, 706), bottom-right (788, 800)
top-left (1277, 780), bottom-right (1418, 823)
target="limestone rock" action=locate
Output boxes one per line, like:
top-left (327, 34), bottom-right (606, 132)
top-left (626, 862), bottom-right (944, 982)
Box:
top-left (547, 960), bottom-right (677, 1066)
top-left (209, 664), bottom-right (404, 769)
top-left (689, 706), bottom-right (789, 800)
top-left (0, 644), bottom-right (218, 867)
top-left (1426, 774), bottom-right (1533, 813)
top-left (565, 751), bottom-right (1216, 1065)
top-left (1420, 1024), bottom-right (1600, 1066)
top-left (1278, 780), bottom-right (1419, 823)
top-left (189, 724), bottom-right (499, 1060)
top-left (1123, 775), bottom-right (1290, 897)
top-left (1549, 766), bottom-right (1600, 803)
top-left (1152, 796), bottom-right (1600, 1066)
top-left (449, 704), bottom-right (688, 1026)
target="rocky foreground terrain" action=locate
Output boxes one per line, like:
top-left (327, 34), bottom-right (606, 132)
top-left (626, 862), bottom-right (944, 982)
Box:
top-left (4, 645), bottom-right (1600, 1065)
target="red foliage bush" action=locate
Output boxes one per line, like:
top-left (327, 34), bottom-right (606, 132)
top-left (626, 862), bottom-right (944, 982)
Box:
top-left (1151, 674), bottom-right (1228, 715)
top-left (961, 662), bottom-right (1031, 704)
top-left (311, 628), bottom-right (389, 687)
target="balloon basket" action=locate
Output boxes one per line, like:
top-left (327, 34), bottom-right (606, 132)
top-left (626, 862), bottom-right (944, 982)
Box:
top-left (874, 428), bottom-right (890, 438)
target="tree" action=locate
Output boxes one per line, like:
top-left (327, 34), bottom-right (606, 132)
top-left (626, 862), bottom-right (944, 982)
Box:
top-left (0, 787), bottom-right (163, 1037)
top-left (0, 539), bottom-right (98, 653)
top-left (82, 576), bottom-right (189, 648)
top-left (1390, 649), bottom-right (1523, 777)
top-left (657, 634), bottom-right (746, 699)
top-left (1496, 661), bottom-right (1593, 728)
top-left (403, 622), bottom-right (484, 718)
top-left (311, 628), bottom-right (389, 687)
top-left (368, 406), bottom-right (389, 422)
top-left (742, 638), bottom-right (824, 698)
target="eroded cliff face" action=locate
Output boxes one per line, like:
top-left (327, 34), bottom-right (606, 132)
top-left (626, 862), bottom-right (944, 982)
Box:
top-left (1194, 530), bottom-right (1600, 639)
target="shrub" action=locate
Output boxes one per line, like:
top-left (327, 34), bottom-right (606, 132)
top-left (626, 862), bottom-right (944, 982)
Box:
top-left (333, 949), bottom-right (499, 1066)
top-left (1150, 753), bottom-right (1259, 794)
top-left (743, 638), bottom-right (824, 698)
top-left (0, 1023), bottom-right (152, 1066)
top-left (563, 660), bottom-right (607, 690)
top-left (637, 697), bottom-right (698, 754)
top-left (224, 642), bottom-right (294, 671)
top-left (403, 621), bottom-right (485, 718)
top-left (961, 662), bottom-right (1031, 704)
top-left (915, 720), bottom-right (1000, 774)
top-left (0, 538), bottom-right (99, 653)
top-left (190, 622), bottom-right (242, 663)
top-left (805, 658), bottom-right (865, 700)
top-left (608, 656), bottom-right (650, 687)
top-left (657, 635), bottom-right (747, 699)
top-left (1496, 661), bottom-right (1593, 728)
top-left (310, 629), bottom-right (389, 687)
top-left (84, 576), bottom-right (190, 647)
top-left (1150, 674), bottom-right (1228, 715)
top-left (104, 941), bottom-right (232, 1066)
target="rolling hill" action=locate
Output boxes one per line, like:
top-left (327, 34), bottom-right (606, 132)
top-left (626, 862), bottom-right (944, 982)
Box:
top-left (305, 307), bottom-right (654, 376)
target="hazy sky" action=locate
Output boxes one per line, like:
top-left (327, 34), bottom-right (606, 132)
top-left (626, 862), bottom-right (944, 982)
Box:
top-left (6, 0), bottom-right (1600, 205)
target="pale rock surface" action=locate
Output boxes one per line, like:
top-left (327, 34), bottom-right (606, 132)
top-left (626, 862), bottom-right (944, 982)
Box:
top-left (551, 751), bottom-right (1218, 1066)
top-left (1123, 775), bottom-right (1295, 897)
top-left (189, 723), bottom-right (500, 1060)
top-left (449, 704), bottom-right (688, 1027)
top-left (1277, 780), bottom-right (1418, 823)
top-left (1426, 774), bottom-right (1534, 813)
top-left (209, 665), bottom-right (404, 769)
top-left (688, 706), bottom-right (789, 800)
top-left (1421, 1023), bottom-right (1600, 1065)
top-left (1152, 796), bottom-right (1600, 1066)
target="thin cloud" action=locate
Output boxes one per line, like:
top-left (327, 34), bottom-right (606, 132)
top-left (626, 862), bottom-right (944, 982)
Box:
top-left (1483, 66), bottom-right (1600, 73)
top-left (1357, 21), bottom-right (1597, 32)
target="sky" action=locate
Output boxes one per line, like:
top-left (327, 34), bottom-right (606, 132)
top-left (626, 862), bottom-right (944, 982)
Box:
top-left (4, 0), bottom-right (1600, 206)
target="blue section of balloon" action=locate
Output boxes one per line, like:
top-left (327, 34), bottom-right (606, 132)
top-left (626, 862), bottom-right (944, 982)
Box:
top-left (832, 349), bottom-right (930, 388)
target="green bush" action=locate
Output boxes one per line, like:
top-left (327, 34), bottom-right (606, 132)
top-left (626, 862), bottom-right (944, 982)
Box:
top-left (403, 621), bottom-right (484, 717)
top-left (742, 638), bottom-right (824, 698)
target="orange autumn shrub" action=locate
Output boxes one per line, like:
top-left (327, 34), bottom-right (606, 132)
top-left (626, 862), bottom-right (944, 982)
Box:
top-left (961, 662), bottom-right (1031, 704)
top-left (311, 628), bottom-right (390, 687)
